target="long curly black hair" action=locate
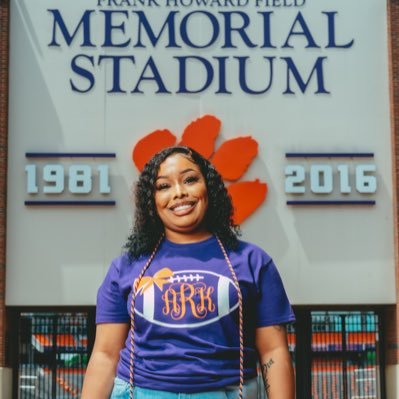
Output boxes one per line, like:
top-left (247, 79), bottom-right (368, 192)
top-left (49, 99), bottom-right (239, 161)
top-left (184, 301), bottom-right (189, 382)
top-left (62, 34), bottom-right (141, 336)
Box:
top-left (125, 146), bottom-right (240, 259)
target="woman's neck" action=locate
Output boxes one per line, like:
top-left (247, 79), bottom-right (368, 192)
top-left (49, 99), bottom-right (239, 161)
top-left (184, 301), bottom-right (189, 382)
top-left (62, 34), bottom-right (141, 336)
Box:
top-left (164, 230), bottom-right (212, 244)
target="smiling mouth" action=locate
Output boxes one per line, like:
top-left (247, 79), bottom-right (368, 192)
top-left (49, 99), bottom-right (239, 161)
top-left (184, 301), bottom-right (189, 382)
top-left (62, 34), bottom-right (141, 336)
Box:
top-left (169, 201), bottom-right (196, 214)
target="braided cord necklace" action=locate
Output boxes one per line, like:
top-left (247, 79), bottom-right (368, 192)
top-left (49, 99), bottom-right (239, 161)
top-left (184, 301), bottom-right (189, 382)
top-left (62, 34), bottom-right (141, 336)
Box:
top-left (128, 235), bottom-right (164, 399)
top-left (215, 235), bottom-right (244, 399)
top-left (128, 235), bottom-right (244, 399)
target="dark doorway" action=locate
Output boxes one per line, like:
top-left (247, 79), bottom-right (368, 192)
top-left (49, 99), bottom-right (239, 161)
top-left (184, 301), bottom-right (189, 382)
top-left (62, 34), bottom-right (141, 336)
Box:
top-left (7, 307), bottom-right (385, 399)
top-left (294, 309), bottom-right (385, 399)
top-left (8, 308), bottom-right (95, 399)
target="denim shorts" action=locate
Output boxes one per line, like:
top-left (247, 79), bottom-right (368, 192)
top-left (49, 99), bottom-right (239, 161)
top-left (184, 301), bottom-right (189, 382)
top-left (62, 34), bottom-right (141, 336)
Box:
top-left (109, 376), bottom-right (262, 399)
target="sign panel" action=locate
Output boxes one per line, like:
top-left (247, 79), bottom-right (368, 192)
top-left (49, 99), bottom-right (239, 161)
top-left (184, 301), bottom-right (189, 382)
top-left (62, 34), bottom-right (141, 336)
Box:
top-left (6, 0), bottom-right (395, 305)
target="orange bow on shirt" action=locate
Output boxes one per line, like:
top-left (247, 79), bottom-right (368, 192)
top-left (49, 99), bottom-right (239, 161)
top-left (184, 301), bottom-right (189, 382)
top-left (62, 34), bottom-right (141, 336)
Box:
top-left (136, 268), bottom-right (174, 295)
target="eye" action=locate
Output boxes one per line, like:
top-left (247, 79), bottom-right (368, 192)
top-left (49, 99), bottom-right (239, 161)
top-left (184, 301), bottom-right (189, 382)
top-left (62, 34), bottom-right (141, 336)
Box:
top-left (184, 175), bottom-right (200, 184)
top-left (155, 182), bottom-right (170, 191)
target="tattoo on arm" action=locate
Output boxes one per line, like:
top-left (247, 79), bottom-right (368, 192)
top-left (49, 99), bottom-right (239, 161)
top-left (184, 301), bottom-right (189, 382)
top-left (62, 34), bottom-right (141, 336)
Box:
top-left (261, 358), bottom-right (274, 396)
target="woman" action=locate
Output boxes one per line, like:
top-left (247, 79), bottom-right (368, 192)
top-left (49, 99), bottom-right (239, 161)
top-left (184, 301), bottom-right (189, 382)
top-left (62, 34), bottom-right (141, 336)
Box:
top-left (81, 146), bottom-right (295, 399)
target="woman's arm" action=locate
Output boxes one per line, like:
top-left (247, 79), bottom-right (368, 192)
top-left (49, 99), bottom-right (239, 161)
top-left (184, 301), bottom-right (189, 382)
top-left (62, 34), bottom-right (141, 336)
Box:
top-left (256, 325), bottom-right (295, 399)
top-left (81, 323), bottom-right (129, 399)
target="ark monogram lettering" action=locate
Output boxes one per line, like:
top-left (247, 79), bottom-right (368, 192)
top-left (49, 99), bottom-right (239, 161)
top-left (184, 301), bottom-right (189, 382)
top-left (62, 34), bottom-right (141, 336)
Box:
top-left (162, 283), bottom-right (215, 320)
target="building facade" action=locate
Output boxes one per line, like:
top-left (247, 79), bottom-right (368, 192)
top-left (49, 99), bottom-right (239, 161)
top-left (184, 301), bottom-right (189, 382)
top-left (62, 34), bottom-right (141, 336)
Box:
top-left (1, 0), bottom-right (399, 398)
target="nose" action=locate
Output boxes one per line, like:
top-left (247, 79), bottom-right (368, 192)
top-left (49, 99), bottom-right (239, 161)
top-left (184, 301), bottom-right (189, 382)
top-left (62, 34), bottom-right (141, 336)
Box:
top-left (173, 183), bottom-right (187, 199)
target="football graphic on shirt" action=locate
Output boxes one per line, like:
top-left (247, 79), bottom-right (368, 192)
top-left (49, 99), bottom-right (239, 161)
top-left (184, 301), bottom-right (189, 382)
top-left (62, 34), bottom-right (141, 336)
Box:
top-left (135, 269), bottom-right (239, 328)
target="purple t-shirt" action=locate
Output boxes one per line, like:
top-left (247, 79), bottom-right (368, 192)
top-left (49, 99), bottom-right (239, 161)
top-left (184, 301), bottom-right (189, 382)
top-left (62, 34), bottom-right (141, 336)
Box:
top-left (96, 236), bottom-right (295, 393)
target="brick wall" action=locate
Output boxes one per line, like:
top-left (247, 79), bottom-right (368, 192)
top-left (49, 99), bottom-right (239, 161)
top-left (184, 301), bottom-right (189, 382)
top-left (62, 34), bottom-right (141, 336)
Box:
top-left (0, 0), bottom-right (8, 368)
top-left (385, 0), bottom-right (399, 366)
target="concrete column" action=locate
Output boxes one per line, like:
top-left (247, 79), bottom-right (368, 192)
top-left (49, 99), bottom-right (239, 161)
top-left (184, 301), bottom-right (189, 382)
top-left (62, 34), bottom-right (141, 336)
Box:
top-left (0, 368), bottom-right (11, 399)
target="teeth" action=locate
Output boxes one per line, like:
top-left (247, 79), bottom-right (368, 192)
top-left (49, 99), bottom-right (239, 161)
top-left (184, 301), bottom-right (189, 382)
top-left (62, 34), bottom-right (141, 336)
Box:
top-left (173, 204), bottom-right (192, 211)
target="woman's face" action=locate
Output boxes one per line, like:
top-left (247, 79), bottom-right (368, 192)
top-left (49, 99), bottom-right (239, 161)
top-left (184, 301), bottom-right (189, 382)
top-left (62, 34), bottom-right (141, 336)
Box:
top-left (154, 153), bottom-right (209, 243)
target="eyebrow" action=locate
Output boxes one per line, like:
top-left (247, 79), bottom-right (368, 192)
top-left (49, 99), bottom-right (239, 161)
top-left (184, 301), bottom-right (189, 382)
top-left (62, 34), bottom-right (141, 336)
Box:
top-left (156, 168), bottom-right (197, 181)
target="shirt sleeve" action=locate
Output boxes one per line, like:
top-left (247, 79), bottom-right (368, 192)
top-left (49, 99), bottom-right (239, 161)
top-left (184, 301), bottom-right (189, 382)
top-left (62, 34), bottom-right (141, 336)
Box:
top-left (256, 258), bottom-right (296, 327)
top-left (96, 259), bottom-right (130, 324)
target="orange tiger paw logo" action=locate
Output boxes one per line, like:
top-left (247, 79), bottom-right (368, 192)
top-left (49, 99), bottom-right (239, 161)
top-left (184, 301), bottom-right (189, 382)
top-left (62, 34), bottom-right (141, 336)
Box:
top-left (132, 115), bottom-right (268, 224)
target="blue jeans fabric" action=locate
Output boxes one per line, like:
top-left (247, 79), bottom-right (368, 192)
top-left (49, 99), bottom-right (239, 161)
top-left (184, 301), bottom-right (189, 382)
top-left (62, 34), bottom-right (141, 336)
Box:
top-left (109, 376), bottom-right (262, 399)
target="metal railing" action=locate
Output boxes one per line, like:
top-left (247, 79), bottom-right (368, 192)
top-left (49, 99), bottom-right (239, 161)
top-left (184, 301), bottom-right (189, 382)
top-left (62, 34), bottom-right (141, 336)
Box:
top-left (12, 309), bottom-right (383, 399)
top-left (310, 311), bottom-right (382, 399)
top-left (17, 312), bottom-right (89, 399)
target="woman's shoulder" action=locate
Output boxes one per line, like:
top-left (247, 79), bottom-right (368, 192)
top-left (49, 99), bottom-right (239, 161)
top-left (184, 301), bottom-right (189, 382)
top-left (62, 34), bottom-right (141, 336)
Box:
top-left (108, 251), bottom-right (146, 275)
